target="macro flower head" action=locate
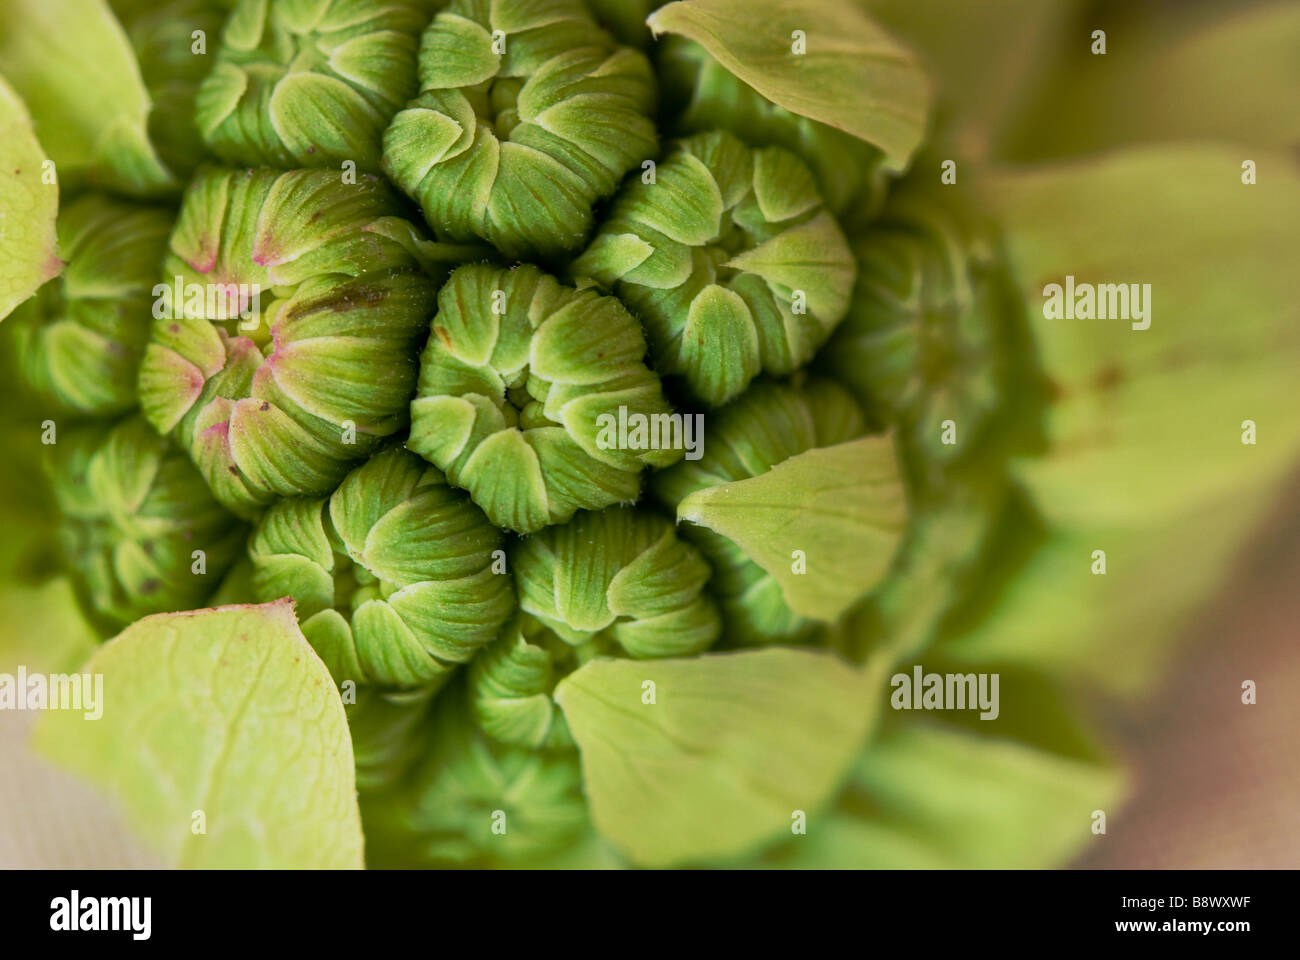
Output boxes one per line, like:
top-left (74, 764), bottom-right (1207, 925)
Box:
top-left (0, 0), bottom-right (1297, 875)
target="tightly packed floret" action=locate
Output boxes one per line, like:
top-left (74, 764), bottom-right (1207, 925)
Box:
top-left (382, 0), bottom-right (657, 260)
top-left (408, 263), bottom-right (680, 534)
top-left (48, 416), bottom-right (247, 633)
top-left (248, 446), bottom-right (514, 687)
top-left (195, 0), bottom-right (430, 169)
top-left (513, 506), bottom-right (720, 658)
top-left (137, 167), bottom-right (440, 518)
top-left (12, 194), bottom-right (172, 417)
top-left (571, 130), bottom-right (856, 406)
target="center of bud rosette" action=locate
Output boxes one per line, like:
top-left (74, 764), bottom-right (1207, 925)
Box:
top-left (408, 264), bottom-right (683, 535)
top-left (485, 76), bottom-right (525, 140)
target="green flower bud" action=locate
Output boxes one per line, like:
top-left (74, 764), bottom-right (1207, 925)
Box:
top-left (194, 0), bottom-right (429, 169)
top-left (657, 37), bottom-right (889, 224)
top-left (47, 416), bottom-right (247, 634)
top-left (513, 505), bottom-right (721, 658)
top-left (467, 613), bottom-right (595, 749)
top-left (137, 167), bottom-right (440, 518)
top-left (113, 0), bottom-right (231, 178)
top-left (408, 263), bottom-right (680, 534)
top-left (570, 130), bottom-right (856, 407)
top-left (248, 446), bottom-right (514, 687)
top-left (346, 684), bottom-right (438, 792)
top-left (11, 194), bottom-right (172, 417)
top-left (395, 681), bottom-right (588, 866)
top-left (382, 0), bottom-right (657, 260)
top-left (819, 190), bottom-right (1033, 486)
top-left (652, 379), bottom-right (866, 644)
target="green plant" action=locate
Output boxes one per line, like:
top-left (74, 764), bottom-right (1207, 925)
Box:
top-left (2, 0), bottom-right (1298, 871)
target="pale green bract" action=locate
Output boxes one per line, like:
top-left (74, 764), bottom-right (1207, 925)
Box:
top-left (677, 435), bottom-right (908, 624)
top-left (0, 0), bottom-right (175, 196)
top-left (555, 647), bottom-right (883, 867)
top-left (33, 601), bottom-right (365, 869)
top-left (648, 0), bottom-right (931, 173)
top-left (653, 378), bottom-right (870, 644)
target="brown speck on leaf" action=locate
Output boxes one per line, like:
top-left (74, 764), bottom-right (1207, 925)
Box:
top-left (434, 325), bottom-right (452, 348)
top-left (228, 465), bottom-right (240, 476)
top-left (139, 579), bottom-right (160, 595)
top-left (169, 323), bottom-right (180, 334)
top-left (1094, 363), bottom-right (1125, 391)
top-left (260, 401), bottom-right (270, 411)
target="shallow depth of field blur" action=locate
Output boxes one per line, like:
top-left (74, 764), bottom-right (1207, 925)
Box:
top-left (1, 0), bottom-right (1298, 868)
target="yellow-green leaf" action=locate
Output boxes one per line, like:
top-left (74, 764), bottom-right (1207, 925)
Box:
top-left (648, 0), bottom-right (931, 172)
top-left (33, 600), bottom-right (364, 868)
top-left (554, 647), bottom-right (884, 866)
top-left (677, 436), bottom-right (907, 622)
top-left (0, 75), bottom-right (59, 321)
top-left (0, 0), bottom-right (174, 196)
top-left (765, 667), bottom-right (1123, 867)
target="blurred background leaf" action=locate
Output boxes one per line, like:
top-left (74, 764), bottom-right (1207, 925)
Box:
top-left (943, 145), bottom-right (1300, 694)
top-left (0, 0), bottom-right (175, 197)
top-left (1001, 0), bottom-right (1300, 161)
top-left (33, 601), bottom-right (364, 868)
top-left (764, 665), bottom-right (1123, 867)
